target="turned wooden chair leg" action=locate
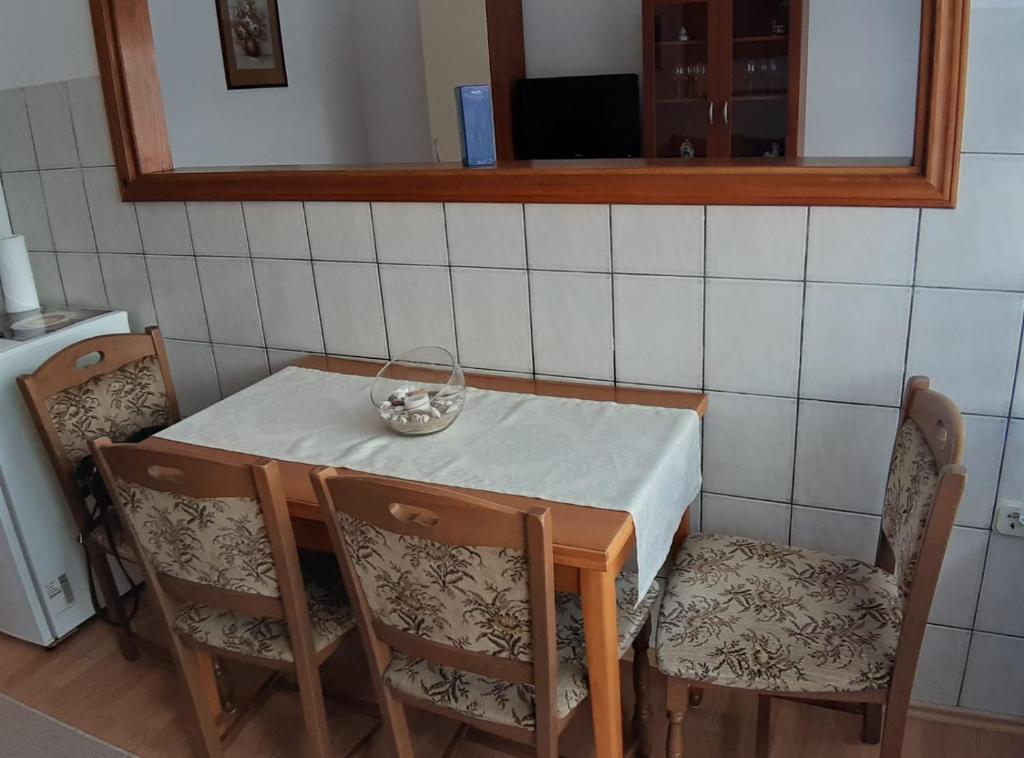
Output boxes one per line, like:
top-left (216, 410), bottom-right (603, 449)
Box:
top-left (879, 697), bottom-right (908, 758)
top-left (86, 539), bottom-right (139, 661)
top-left (862, 702), bottom-right (883, 744)
top-left (755, 695), bottom-right (771, 758)
top-left (631, 619), bottom-right (652, 757)
top-left (665, 677), bottom-right (689, 758)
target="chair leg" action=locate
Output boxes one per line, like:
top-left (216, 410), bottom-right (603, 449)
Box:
top-left (175, 645), bottom-right (226, 758)
top-left (755, 695), bottom-right (771, 758)
top-left (86, 540), bottom-right (138, 661)
top-left (375, 686), bottom-right (414, 758)
top-left (665, 678), bottom-right (689, 758)
top-left (862, 702), bottom-right (883, 745)
top-left (294, 661), bottom-right (331, 758)
top-left (879, 697), bottom-right (908, 758)
top-left (631, 619), bottom-right (652, 757)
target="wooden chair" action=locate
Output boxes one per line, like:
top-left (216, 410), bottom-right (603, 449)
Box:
top-left (310, 471), bottom-right (663, 757)
top-left (17, 327), bottom-right (179, 660)
top-left (655, 376), bottom-right (967, 758)
top-left (90, 439), bottom-right (362, 758)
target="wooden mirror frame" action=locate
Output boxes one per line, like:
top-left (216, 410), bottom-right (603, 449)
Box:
top-left (91, 0), bottom-right (968, 208)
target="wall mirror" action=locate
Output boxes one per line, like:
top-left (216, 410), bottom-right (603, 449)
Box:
top-left (92, 0), bottom-right (968, 206)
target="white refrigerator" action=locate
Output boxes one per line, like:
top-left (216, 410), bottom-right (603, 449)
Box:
top-left (0, 308), bottom-right (130, 647)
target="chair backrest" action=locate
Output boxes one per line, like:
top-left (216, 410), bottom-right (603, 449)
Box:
top-left (310, 471), bottom-right (559, 741)
top-left (91, 439), bottom-right (312, 636)
top-left (875, 376), bottom-right (967, 699)
top-left (17, 327), bottom-right (179, 532)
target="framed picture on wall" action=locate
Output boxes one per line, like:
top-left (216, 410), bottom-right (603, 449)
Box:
top-left (215, 0), bottom-right (288, 89)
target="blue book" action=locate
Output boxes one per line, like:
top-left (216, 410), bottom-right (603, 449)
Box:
top-left (455, 85), bottom-right (496, 167)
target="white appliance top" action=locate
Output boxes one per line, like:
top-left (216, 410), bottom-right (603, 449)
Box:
top-left (0, 307), bottom-right (111, 346)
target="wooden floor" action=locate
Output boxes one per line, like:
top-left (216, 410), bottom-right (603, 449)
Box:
top-left (1, 610), bottom-right (1020, 758)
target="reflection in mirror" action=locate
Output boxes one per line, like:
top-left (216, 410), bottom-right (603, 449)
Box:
top-left (149, 0), bottom-right (920, 169)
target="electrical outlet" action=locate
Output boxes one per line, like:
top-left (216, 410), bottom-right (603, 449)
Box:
top-left (994, 500), bottom-right (1024, 537)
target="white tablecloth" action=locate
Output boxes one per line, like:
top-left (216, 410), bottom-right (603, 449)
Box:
top-left (157, 367), bottom-right (702, 595)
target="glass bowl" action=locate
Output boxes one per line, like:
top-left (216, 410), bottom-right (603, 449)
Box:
top-left (370, 346), bottom-right (465, 435)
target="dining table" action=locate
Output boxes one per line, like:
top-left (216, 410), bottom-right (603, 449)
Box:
top-left (144, 355), bottom-right (707, 758)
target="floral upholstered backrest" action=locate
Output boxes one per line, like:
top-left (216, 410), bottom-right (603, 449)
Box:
top-left (336, 512), bottom-right (534, 661)
top-left (881, 419), bottom-right (940, 598)
top-left (46, 355), bottom-right (171, 467)
top-left (115, 478), bottom-right (280, 598)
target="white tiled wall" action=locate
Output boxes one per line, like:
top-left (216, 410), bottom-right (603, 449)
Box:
top-left (2, 2), bottom-right (1023, 716)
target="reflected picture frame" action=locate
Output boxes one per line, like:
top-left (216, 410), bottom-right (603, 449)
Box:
top-left (215, 0), bottom-right (287, 89)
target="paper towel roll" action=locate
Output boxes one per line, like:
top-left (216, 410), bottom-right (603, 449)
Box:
top-left (0, 235), bottom-right (40, 313)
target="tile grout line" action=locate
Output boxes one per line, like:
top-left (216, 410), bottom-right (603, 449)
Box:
top-left (900, 210), bottom-right (923, 399)
top-left (699, 205), bottom-right (708, 531)
top-left (120, 172), bottom-right (159, 333)
top-left (300, 203), bottom-right (328, 357)
top-left (442, 204), bottom-right (461, 365)
top-left (48, 82), bottom-right (98, 305)
top-left (904, 209), bottom-right (971, 702)
top-left (104, 247), bottom-right (1024, 298)
top-left (69, 149), bottom-right (108, 309)
top-left (523, 204), bottom-right (540, 381)
top-left (700, 489), bottom-right (995, 535)
top-left (521, 204), bottom-right (538, 377)
top-left (956, 299), bottom-right (1024, 705)
top-left (238, 203), bottom-right (274, 397)
top-left (368, 204), bottom-right (392, 361)
top-left (608, 205), bottom-right (617, 385)
top-left (57, 81), bottom-right (84, 170)
top-left (9, 87), bottom-right (68, 305)
top-left (175, 203), bottom-right (227, 397)
top-left (786, 207), bottom-right (812, 545)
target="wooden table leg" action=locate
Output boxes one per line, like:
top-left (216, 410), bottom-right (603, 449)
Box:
top-left (581, 568), bottom-right (623, 758)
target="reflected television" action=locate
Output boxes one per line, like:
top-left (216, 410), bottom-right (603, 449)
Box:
top-left (513, 74), bottom-right (642, 160)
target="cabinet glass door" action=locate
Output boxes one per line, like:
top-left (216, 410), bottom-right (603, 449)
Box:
top-left (727, 0), bottom-right (792, 158)
top-left (650, 1), bottom-right (714, 159)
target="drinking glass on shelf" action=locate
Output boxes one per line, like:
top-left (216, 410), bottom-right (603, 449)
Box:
top-left (758, 59), bottom-right (771, 94)
top-left (672, 63), bottom-right (686, 99)
top-left (686, 63), bottom-right (697, 98)
top-left (768, 60), bottom-right (780, 92)
top-left (745, 60), bottom-right (756, 95)
top-left (695, 63), bottom-right (707, 98)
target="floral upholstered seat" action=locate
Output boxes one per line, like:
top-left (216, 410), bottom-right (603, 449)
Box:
top-left (173, 577), bottom-right (355, 664)
top-left (114, 477), bottom-right (355, 663)
top-left (46, 354), bottom-right (171, 468)
top-left (655, 533), bottom-right (902, 693)
top-left (382, 571), bottom-right (661, 730)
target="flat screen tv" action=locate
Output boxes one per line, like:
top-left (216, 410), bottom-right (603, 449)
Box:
top-left (513, 74), bottom-right (642, 160)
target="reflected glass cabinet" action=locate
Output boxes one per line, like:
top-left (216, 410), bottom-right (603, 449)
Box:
top-left (643, 0), bottom-right (803, 159)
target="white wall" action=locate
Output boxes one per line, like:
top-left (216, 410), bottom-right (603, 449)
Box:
top-left (350, 0), bottom-right (433, 164)
top-left (0, 0), bottom-right (98, 90)
top-left (522, 0), bottom-right (642, 79)
top-left (149, 0), bottom-right (371, 167)
top-left (418, 0), bottom-right (493, 162)
top-left (802, 0), bottom-right (921, 158)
